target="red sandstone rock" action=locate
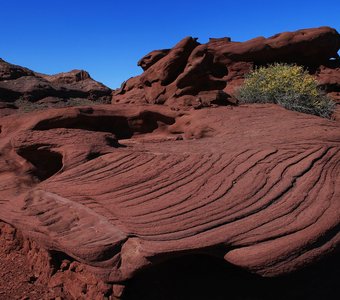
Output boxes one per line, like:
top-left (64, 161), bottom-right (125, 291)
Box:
top-left (0, 221), bottom-right (113, 299)
top-left (37, 69), bottom-right (91, 84)
top-left (1, 26), bottom-right (340, 299)
top-left (137, 49), bottom-right (170, 71)
top-left (316, 65), bottom-right (340, 93)
top-left (113, 27), bottom-right (340, 106)
top-left (0, 58), bottom-right (34, 80)
top-left (0, 102), bottom-right (17, 117)
top-left (0, 59), bottom-right (112, 107)
top-left (0, 103), bottom-right (339, 299)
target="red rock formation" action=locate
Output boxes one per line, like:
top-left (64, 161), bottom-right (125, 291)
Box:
top-left (0, 58), bottom-right (35, 80)
top-left (137, 49), bottom-right (170, 71)
top-left (113, 27), bottom-right (340, 107)
top-left (1, 26), bottom-right (340, 299)
top-left (315, 65), bottom-right (340, 103)
top-left (0, 103), bottom-right (339, 298)
top-left (0, 58), bottom-right (112, 116)
top-left (0, 221), bottom-right (113, 299)
top-left (38, 69), bottom-right (92, 84)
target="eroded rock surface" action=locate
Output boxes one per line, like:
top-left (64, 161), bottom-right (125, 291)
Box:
top-left (0, 103), bottom-right (339, 298)
top-left (113, 26), bottom-right (340, 107)
top-left (1, 26), bottom-right (340, 299)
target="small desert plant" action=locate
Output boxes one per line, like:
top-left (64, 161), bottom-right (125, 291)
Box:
top-left (236, 63), bottom-right (335, 118)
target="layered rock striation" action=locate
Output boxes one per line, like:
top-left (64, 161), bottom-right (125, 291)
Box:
top-left (0, 103), bottom-right (339, 298)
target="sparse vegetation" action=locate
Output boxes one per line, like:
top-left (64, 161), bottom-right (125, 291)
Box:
top-left (15, 97), bottom-right (111, 113)
top-left (236, 63), bottom-right (335, 118)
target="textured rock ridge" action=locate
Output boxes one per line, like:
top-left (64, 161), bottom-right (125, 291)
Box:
top-left (113, 26), bottom-right (340, 108)
top-left (0, 103), bottom-right (339, 298)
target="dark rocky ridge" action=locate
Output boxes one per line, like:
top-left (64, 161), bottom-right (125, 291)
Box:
top-left (113, 26), bottom-right (340, 108)
top-left (0, 58), bottom-right (112, 116)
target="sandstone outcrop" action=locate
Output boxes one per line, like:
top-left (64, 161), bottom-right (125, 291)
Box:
top-left (1, 26), bottom-right (340, 299)
top-left (113, 26), bottom-right (340, 108)
top-left (0, 103), bottom-right (339, 298)
top-left (315, 65), bottom-right (340, 103)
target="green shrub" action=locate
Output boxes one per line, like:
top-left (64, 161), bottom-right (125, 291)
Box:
top-left (236, 63), bottom-right (335, 118)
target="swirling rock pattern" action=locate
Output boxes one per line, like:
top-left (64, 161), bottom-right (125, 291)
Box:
top-left (0, 104), bottom-right (339, 298)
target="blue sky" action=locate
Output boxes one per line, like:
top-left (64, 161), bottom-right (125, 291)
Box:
top-left (1, 0), bottom-right (339, 89)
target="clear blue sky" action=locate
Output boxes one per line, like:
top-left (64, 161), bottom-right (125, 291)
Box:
top-left (1, 0), bottom-right (339, 89)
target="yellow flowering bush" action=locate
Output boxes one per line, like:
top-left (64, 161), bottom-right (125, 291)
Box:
top-left (236, 63), bottom-right (335, 118)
